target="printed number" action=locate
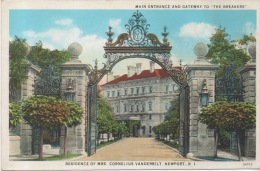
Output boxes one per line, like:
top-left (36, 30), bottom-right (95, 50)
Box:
top-left (243, 163), bottom-right (253, 166)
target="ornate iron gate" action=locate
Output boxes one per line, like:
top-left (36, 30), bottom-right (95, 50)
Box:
top-left (179, 86), bottom-right (189, 156)
top-left (85, 10), bottom-right (189, 156)
top-left (87, 84), bottom-right (98, 156)
top-left (215, 64), bottom-right (243, 102)
top-left (215, 64), bottom-right (244, 155)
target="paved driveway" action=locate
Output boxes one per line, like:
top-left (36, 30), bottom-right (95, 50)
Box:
top-left (75, 137), bottom-right (190, 161)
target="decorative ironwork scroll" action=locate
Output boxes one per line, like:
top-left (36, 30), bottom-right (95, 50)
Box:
top-left (99, 11), bottom-right (188, 87)
top-left (106, 11), bottom-right (169, 47)
top-left (35, 62), bottom-right (61, 95)
top-left (215, 64), bottom-right (244, 102)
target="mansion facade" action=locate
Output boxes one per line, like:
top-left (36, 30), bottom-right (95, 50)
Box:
top-left (101, 61), bottom-right (180, 137)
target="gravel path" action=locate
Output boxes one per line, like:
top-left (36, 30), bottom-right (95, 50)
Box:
top-left (76, 137), bottom-right (190, 161)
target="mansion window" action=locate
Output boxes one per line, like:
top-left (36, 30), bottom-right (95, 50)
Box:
top-left (149, 86), bottom-right (153, 93)
top-left (124, 104), bottom-right (128, 112)
top-left (173, 84), bottom-right (179, 91)
top-left (116, 105), bottom-right (120, 113)
top-left (125, 89), bottom-right (128, 95)
top-left (142, 104), bottom-right (145, 111)
top-left (136, 105), bottom-right (139, 112)
top-left (112, 91), bottom-right (115, 97)
top-left (149, 115), bottom-right (152, 120)
top-left (136, 87), bottom-right (140, 94)
top-left (149, 102), bottom-right (152, 111)
top-left (117, 90), bottom-right (120, 96)
top-left (131, 105), bottom-right (134, 112)
top-left (165, 85), bottom-right (169, 93)
top-left (131, 88), bottom-right (134, 95)
top-left (165, 103), bottom-right (169, 110)
top-left (142, 87), bottom-right (145, 94)
top-left (149, 126), bottom-right (152, 133)
top-left (107, 91), bottom-right (110, 97)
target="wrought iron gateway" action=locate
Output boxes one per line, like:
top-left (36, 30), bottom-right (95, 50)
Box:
top-left (86, 10), bottom-right (188, 156)
top-left (87, 10), bottom-right (188, 88)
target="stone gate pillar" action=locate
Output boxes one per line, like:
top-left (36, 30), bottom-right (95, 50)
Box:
top-left (185, 43), bottom-right (218, 157)
top-left (20, 62), bottom-right (41, 155)
top-left (59, 42), bottom-right (88, 155)
top-left (239, 43), bottom-right (256, 157)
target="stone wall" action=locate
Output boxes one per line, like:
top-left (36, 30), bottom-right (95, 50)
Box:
top-left (239, 53), bottom-right (256, 157)
top-left (19, 64), bottom-right (41, 155)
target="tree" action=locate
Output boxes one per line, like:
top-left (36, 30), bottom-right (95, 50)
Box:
top-left (164, 97), bottom-right (180, 121)
top-left (97, 95), bottom-right (114, 141)
top-left (235, 33), bottom-right (256, 45)
top-left (206, 27), bottom-right (251, 77)
top-left (152, 119), bottom-right (179, 140)
top-left (27, 41), bottom-right (70, 70)
top-left (9, 103), bottom-right (23, 129)
top-left (9, 37), bottom-right (30, 91)
top-left (22, 95), bottom-right (70, 160)
top-left (199, 101), bottom-right (256, 160)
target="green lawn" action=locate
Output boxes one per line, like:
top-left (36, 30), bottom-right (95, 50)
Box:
top-left (97, 138), bottom-right (121, 149)
top-left (157, 139), bottom-right (179, 149)
top-left (42, 154), bottom-right (81, 161)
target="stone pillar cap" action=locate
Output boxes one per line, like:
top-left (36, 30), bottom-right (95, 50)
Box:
top-left (248, 42), bottom-right (256, 63)
top-left (193, 42), bottom-right (211, 65)
top-left (67, 42), bottom-right (83, 63)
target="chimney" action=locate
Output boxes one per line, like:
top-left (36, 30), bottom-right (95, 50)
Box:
top-left (150, 61), bottom-right (155, 73)
top-left (136, 63), bottom-right (142, 75)
top-left (107, 71), bottom-right (114, 82)
top-left (127, 65), bottom-right (136, 77)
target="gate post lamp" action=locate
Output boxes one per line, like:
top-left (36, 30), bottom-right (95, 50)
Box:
top-left (200, 79), bottom-right (209, 107)
top-left (64, 78), bottom-right (76, 101)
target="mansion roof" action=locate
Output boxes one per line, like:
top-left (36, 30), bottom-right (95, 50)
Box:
top-left (104, 67), bottom-right (181, 85)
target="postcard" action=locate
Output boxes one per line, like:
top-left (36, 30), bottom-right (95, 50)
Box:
top-left (1, 0), bottom-right (260, 170)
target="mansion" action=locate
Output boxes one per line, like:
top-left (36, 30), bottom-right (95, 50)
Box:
top-left (101, 61), bottom-right (180, 137)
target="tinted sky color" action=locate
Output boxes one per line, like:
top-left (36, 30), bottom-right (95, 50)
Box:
top-left (10, 10), bottom-right (256, 76)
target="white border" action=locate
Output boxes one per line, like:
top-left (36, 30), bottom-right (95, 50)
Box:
top-left (1, 0), bottom-right (260, 170)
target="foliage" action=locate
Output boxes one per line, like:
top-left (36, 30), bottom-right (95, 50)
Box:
top-left (158, 139), bottom-right (179, 149)
top-left (199, 101), bottom-right (256, 132)
top-left (62, 101), bottom-right (84, 127)
top-left (153, 97), bottom-right (180, 139)
top-left (235, 33), bottom-right (256, 45)
top-left (97, 95), bottom-right (128, 136)
top-left (164, 97), bottom-right (180, 121)
top-left (218, 129), bottom-right (231, 147)
top-left (27, 41), bottom-right (70, 70)
top-left (153, 118), bottom-right (179, 139)
top-left (97, 95), bottom-right (114, 134)
top-left (199, 101), bottom-right (256, 160)
top-left (9, 103), bottom-right (23, 129)
top-left (22, 95), bottom-right (70, 129)
top-left (206, 27), bottom-right (251, 77)
top-left (42, 154), bottom-right (81, 161)
top-left (9, 36), bottom-right (30, 88)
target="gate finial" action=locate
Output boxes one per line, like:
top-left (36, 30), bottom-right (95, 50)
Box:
top-left (106, 26), bottom-right (114, 44)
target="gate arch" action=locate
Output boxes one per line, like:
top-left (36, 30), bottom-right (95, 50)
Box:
top-left (86, 10), bottom-right (187, 88)
top-left (86, 10), bottom-right (189, 156)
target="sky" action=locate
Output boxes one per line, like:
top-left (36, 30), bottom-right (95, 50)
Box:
top-left (9, 10), bottom-right (256, 79)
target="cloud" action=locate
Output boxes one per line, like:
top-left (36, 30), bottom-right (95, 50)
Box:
top-left (108, 19), bottom-right (124, 35)
top-left (22, 19), bottom-right (107, 68)
top-left (243, 22), bottom-right (256, 35)
top-left (179, 22), bottom-right (216, 39)
top-left (55, 18), bottom-right (73, 26)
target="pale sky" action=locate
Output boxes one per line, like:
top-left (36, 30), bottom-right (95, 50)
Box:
top-left (10, 10), bottom-right (256, 81)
